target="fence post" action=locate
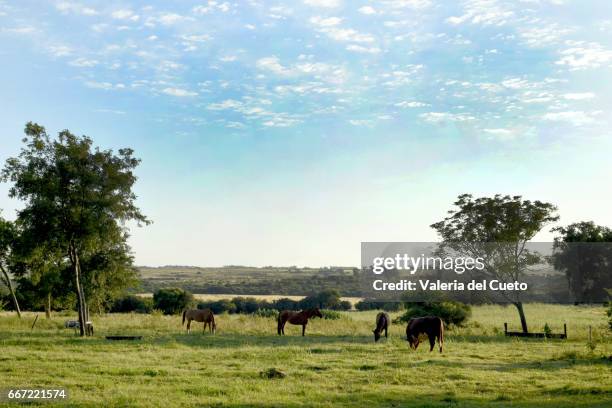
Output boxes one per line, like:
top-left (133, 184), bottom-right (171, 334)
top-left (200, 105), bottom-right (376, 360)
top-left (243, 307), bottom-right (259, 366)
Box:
top-left (504, 322), bottom-right (508, 335)
top-left (563, 323), bottom-right (567, 339)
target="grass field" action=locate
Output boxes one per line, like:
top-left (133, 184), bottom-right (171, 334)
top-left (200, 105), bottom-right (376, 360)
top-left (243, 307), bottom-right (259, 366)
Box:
top-left (0, 305), bottom-right (610, 407)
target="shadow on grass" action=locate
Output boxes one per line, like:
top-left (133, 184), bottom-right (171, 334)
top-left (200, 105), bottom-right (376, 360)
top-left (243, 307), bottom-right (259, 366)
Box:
top-left (205, 391), bottom-right (612, 408)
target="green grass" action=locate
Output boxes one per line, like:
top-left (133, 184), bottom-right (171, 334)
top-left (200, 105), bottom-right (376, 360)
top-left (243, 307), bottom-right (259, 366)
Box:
top-left (0, 304), bottom-right (610, 407)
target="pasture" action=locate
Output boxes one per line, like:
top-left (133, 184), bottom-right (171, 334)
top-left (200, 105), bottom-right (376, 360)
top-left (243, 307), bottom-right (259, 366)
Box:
top-left (0, 304), bottom-right (610, 407)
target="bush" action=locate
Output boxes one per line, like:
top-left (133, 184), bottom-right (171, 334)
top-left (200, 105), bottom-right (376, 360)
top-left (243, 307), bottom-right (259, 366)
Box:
top-left (272, 298), bottom-right (300, 311)
top-left (232, 297), bottom-right (270, 314)
top-left (111, 295), bottom-right (153, 313)
top-left (321, 310), bottom-right (342, 320)
top-left (299, 289), bottom-right (342, 310)
top-left (254, 308), bottom-right (278, 318)
top-left (153, 288), bottom-right (194, 315)
top-left (331, 300), bottom-right (352, 311)
top-left (395, 301), bottom-right (471, 327)
top-left (197, 299), bottom-right (237, 314)
top-left (355, 299), bottom-right (403, 312)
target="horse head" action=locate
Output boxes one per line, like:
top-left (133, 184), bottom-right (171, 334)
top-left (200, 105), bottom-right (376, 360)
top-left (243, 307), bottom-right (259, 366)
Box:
top-left (312, 308), bottom-right (323, 319)
top-left (373, 329), bottom-right (381, 342)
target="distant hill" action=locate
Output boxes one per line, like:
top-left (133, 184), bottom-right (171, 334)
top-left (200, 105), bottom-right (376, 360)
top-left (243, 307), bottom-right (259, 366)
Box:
top-left (136, 265), bottom-right (362, 296)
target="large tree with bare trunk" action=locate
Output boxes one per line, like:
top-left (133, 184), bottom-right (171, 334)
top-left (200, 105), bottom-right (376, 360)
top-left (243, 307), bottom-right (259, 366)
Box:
top-left (2, 122), bottom-right (149, 335)
top-left (431, 194), bottom-right (558, 333)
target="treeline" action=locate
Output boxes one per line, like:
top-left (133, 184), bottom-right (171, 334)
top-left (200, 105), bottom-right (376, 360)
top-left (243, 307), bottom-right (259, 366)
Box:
top-left (111, 288), bottom-right (354, 315)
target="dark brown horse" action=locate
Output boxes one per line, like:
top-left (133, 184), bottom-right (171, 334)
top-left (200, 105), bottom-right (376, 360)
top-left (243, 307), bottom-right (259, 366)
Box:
top-left (277, 308), bottom-right (323, 336)
top-left (183, 308), bottom-right (216, 334)
top-left (406, 316), bottom-right (444, 352)
top-left (373, 312), bottom-right (390, 342)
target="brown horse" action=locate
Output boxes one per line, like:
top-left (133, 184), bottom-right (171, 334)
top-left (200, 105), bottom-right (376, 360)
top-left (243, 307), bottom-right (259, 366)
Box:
top-left (406, 316), bottom-right (444, 352)
top-left (277, 308), bottom-right (323, 336)
top-left (183, 308), bottom-right (216, 334)
top-left (373, 312), bottom-right (390, 342)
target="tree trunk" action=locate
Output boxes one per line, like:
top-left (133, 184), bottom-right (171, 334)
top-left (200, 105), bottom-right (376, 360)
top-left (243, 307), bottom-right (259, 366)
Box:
top-left (514, 301), bottom-right (529, 333)
top-left (0, 264), bottom-right (21, 318)
top-left (45, 292), bottom-right (52, 319)
top-left (70, 244), bottom-right (87, 336)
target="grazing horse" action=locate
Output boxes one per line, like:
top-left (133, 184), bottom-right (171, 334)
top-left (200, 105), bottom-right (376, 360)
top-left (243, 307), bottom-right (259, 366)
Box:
top-left (182, 308), bottom-right (216, 334)
top-left (406, 316), bottom-right (444, 353)
top-left (277, 308), bottom-right (323, 336)
top-left (373, 312), bottom-right (390, 342)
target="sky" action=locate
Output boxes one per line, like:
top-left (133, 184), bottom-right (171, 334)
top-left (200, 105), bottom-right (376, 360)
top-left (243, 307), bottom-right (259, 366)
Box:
top-left (0, 0), bottom-right (611, 267)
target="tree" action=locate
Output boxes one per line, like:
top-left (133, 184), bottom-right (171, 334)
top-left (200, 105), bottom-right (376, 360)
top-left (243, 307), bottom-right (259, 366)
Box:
top-left (431, 194), bottom-right (558, 333)
top-left (2, 122), bottom-right (149, 335)
top-left (0, 213), bottom-right (21, 317)
top-left (551, 222), bottom-right (612, 303)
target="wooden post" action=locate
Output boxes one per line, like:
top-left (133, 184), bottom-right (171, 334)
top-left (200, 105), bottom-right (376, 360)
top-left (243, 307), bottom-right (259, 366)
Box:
top-left (504, 322), bottom-right (508, 335)
top-left (31, 314), bottom-right (39, 330)
top-left (563, 323), bottom-right (567, 339)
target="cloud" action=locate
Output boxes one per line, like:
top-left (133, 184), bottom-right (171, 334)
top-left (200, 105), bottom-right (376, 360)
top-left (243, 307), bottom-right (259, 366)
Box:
top-left (303, 0), bottom-right (342, 8)
top-left (309, 16), bottom-right (343, 27)
top-left (207, 99), bottom-right (243, 110)
top-left (395, 101), bottom-right (430, 108)
top-left (346, 44), bottom-right (381, 53)
top-left (55, 2), bottom-right (98, 16)
top-left (162, 87), bottom-right (198, 97)
top-left (483, 128), bottom-right (514, 139)
top-left (316, 27), bottom-right (375, 43)
top-left (2, 26), bottom-right (36, 34)
top-left (47, 45), bottom-right (72, 57)
top-left (420, 112), bottom-right (476, 123)
top-left (556, 42), bottom-right (612, 70)
top-left (111, 9), bottom-right (139, 21)
top-left (193, 2), bottom-right (231, 14)
top-left (563, 92), bottom-right (595, 100)
top-left (446, 0), bottom-right (513, 26)
top-left (156, 13), bottom-right (187, 25)
top-left (85, 81), bottom-right (124, 90)
top-left (348, 119), bottom-right (374, 126)
top-left (358, 6), bottom-right (377, 15)
top-left (542, 111), bottom-right (596, 126)
top-left (69, 57), bottom-right (99, 67)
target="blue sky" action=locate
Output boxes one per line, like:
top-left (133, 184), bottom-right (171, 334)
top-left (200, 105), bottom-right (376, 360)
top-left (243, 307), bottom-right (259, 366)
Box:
top-left (1, 0), bottom-right (611, 266)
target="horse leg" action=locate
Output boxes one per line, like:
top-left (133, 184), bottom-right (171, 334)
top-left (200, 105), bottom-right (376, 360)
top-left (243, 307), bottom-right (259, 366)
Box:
top-left (281, 319), bottom-right (286, 335)
top-left (385, 326), bottom-right (388, 338)
top-left (187, 319), bottom-right (191, 334)
top-left (203, 321), bottom-right (207, 333)
top-left (302, 323), bottom-right (306, 337)
top-left (428, 334), bottom-right (435, 352)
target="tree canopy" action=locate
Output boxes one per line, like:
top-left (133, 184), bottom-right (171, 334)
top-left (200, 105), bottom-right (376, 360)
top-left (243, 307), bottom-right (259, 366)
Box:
top-left (2, 122), bottom-right (149, 334)
top-left (431, 194), bottom-right (559, 333)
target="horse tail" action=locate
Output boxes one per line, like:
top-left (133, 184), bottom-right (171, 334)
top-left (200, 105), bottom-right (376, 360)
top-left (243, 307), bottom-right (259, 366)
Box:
top-left (182, 310), bottom-right (186, 326)
top-left (277, 312), bottom-right (282, 335)
top-left (439, 318), bottom-right (444, 353)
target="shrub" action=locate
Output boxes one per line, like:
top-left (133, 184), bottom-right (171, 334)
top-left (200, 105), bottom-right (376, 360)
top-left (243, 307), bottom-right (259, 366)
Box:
top-left (299, 289), bottom-right (342, 310)
top-left (395, 301), bottom-right (471, 327)
top-left (321, 310), bottom-right (342, 320)
top-left (331, 300), bottom-right (352, 311)
top-left (232, 297), bottom-right (270, 314)
top-left (197, 300), bottom-right (236, 314)
top-left (153, 288), bottom-right (194, 315)
top-left (355, 299), bottom-right (403, 312)
top-left (272, 298), bottom-right (300, 311)
top-left (254, 308), bottom-right (278, 318)
top-left (111, 295), bottom-right (153, 313)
